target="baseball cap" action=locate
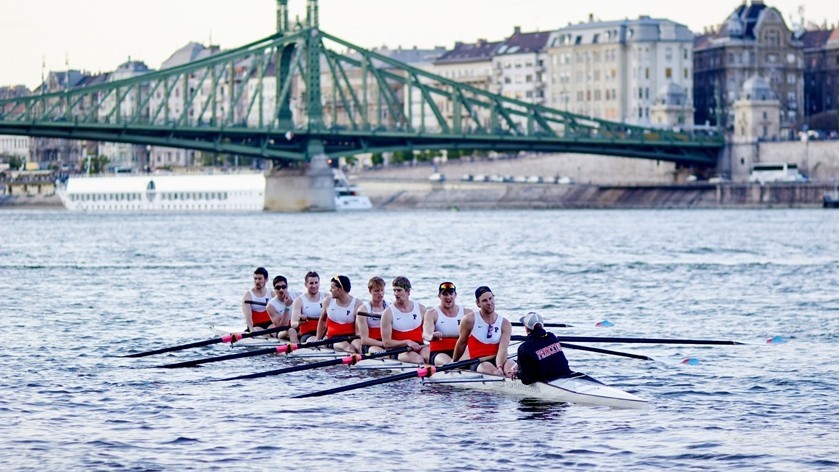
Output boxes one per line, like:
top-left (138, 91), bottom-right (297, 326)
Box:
top-left (519, 312), bottom-right (544, 330)
top-left (438, 281), bottom-right (456, 294)
top-left (474, 286), bottom-right (493, 300)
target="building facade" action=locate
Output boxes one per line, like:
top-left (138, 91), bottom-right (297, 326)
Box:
top-left (98, 60), bottom-right (152, 172)
top-left (802, 27), bottom-right (839, 126)
top-left (693, 1), bottom-right (804, 131)
top-left (545, 15), bottom-right (693, 125)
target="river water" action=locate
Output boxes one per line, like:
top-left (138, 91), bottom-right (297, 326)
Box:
top-left (0, 209), bottom-right (837, 470)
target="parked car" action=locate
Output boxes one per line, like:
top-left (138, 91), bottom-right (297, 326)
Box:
top-left (473, 174), bottom-right (489, 182)
top-left (555, 176), bottom-right (574, 184)
top-left (525, 176), bottom-right (544, 183)
top-left (512, 176), bottom-right (528, 183)
top-left (460, 174), bottom-right (473, 182)
top-left (428, 173), bottom-right (446, 182)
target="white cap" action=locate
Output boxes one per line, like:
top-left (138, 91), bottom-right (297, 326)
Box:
top-left (519, 312), bottom-right (544, 330)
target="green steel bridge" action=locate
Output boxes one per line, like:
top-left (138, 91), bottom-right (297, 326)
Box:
top-left (0, 1), bottom-right (723, 167)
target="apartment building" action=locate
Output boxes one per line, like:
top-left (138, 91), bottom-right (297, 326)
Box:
top-left (492, 27), bottom-right (550, 105)
top-left (0, 85), bottom-right (31, 160)
top-left (98, 60), bottom-right (152, 171)
top-left (545, 15), bottom-right (693, 126)
top-left (693, 1), bottom-right (804, 131)
top-left (802, 26), bottom-right (839, 124)
top-left (148, 42), bottom-right (221, 169)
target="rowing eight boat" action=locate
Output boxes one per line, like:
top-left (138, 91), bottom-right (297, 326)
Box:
top-left (210, 325), bottom-right (649, 409)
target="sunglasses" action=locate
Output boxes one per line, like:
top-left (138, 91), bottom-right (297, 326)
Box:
top-left (439, 282), bottom-right (455, 291)
top-left (274, 284), bottom-right (287, 290)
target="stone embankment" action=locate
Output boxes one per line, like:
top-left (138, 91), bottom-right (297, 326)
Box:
top-left (353, 153), bottom-right (837, 209)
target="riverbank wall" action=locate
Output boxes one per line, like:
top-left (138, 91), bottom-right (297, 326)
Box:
top-left (359, 179), bottom-right (835, 209)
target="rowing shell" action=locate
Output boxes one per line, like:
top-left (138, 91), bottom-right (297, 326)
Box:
top-left (211, 325), bottom-right (649, 409)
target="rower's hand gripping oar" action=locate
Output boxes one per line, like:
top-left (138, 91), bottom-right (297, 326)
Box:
top-left (123, 325), bottom-right (291, 358)
top-left (218, 346), bottom-right (411, 382)
top-left (157, 335), bottom-right (357, 368)
top-left (294, 357), bottom-right (482, 398)
top-left (358, 311), bottom-right (573, 328)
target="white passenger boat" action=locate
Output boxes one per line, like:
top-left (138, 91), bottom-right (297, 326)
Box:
top-left (210, 325), bottom-right (648, 409)
top-left (58, 169), bottom-right (372, 212)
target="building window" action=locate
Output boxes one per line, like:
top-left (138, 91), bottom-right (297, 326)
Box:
top-left (645, 68), bottom-right (649, 79)
top-left (666, 68), bottom-right (672, 79)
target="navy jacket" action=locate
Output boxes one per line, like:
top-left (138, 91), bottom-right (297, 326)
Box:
top-left (516, 326), bottom-right (572, 385)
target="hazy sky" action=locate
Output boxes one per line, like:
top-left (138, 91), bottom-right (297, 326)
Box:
top-left (1, 0), bottom-right (835, 89)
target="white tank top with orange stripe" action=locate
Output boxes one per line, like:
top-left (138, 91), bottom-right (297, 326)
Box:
top-left (361, 301), bottom-right (386, 329)
top-left (298, 292), bottom-right (325, 318)
top-left (327, 296), bottom-right (356, 324)
top-left (434, 306), bottom-right (464, 337)
top-left (390, 301), bottom-right (423, 334)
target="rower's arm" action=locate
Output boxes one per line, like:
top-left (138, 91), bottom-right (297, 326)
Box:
top-left (421, 309), bottom-right (437, 342)
top-left (266, 301), bottom-right (282, 327)
top-left (452, 314), bottom-right (474, 361)
top-left (290, 298), bottom-right (303, 325)
top-left (242, 291), bottom-right (254, 331)
top-left (496, 319), bottom-right (513, 372)
top-left (380, 309), bottom-right (400, 348)
top-left (315, 296), bottom-right (331, 340)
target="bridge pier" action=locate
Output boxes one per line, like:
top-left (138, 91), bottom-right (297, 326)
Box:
top-left (264, 154), bottom-right (335, 212)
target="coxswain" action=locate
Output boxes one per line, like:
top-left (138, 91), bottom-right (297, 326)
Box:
top-left (452, 286), bottom-right (516, 377)
top-left (242, 267), bottom-right (274, 332)
top-left (422, 281), bottom-right (471, 365)
top-left (352, 276), bottom-right (388, 354)
top-left (265, 275), bottom-right (300, 339)
top-left (289, 271), bottom-right (325, 343)
top-left (315, 275), bottom-right (363, 353)
top-left (512, 312), bottom-right (573, 384)
top-left (380, 276), bottom-right (428, 363)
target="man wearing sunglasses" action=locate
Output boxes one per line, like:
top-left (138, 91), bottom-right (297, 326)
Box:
top-left (266, 275), bottom-right (301, 339)
top-left (452, 286), bottom-right (517, 377)
top-left (242, 267), bottom-right (274, 332)
top-left (314, 275), bottom-right (363, 353)
top-left (289, 271), bottom-right (326, 343)
top-left (422, 281), bottom-right (472, 365)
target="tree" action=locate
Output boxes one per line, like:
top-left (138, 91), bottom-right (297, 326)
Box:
top-left (7, 155), bottom-right (23, 171)
top-left (88, 155), bottom-right (110, 174)
top-left (370, 153), bottom-right (384, 167)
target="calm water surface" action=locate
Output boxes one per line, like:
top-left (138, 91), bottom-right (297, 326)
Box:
top-left (0, 209), bottom-right (837, 470)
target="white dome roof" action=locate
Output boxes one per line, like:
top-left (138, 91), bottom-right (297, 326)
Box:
top-left (742, 76), bottom-right (775, 101)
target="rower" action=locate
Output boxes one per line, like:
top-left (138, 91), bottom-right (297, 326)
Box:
top-left (512, 312), bottom-right (572, 384)
top-left (315, 275), bottom-right (363, 353)
top-left (452, 286), bottom-right (516, 377)
top-left (352, 276), bottom-right (388, 354)
top-left (422, 281), bottom-right (471, 365)
top-left (380, 276), bottom-right (428, 364)
top-left (265, 275), bottom-right (300, 339)
top-left (242, 267), bottom-right (274, 332)
top-left (289, 271), bottom-right (325, 343)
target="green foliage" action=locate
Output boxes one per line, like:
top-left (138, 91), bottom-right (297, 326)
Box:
top-left (7, 155), bottom-right (24, 170)
top-left (389, 150), bottom-right (412, 165)
top-left (87, 155), bottom-right (109, 174)
top-left (345, 155), bottom-right (358, 167)
top-left (808, 111), bottom-right (838, 131)
top-left (446, 149), bottom-right (463, 160)
top-left (370, 153), bottom-right (384, 167)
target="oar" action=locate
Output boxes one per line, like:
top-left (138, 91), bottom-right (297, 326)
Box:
top-left (357, 312), bottom-right (573, 328)
top-left (513, 335), bottom-right (750, 345)
top-left (561, 342), bottom-right (699, 365)
top-left (123, 325), bottom-right (291, 358)
top-left (294, 357), bottom-right (482, 398)
top-left (218, 346), bottom-right (411, 382)
top-left (244, 300), bottom-right (268, 306)
top-left (157, 335), bottom-right (357, 368)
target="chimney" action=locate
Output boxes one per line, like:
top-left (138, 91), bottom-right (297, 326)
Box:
top-left (589, 13), bottom-right (594, 23)
top-left (514, 26), bottom-right (521, 35)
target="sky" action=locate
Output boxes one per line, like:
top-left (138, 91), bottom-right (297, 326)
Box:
top-left (1, 0), bottom-right (835, 89)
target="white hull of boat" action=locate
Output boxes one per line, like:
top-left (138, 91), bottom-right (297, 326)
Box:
top-left (210, 325), bottom-right (648, 409)
top-left (58, 171), bottom-right (372, 212)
